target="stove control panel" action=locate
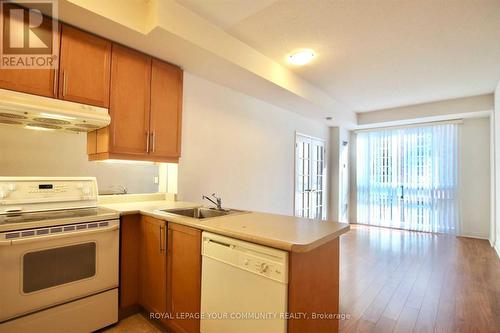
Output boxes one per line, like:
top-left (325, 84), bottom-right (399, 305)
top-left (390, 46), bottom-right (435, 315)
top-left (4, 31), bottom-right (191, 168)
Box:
top-left (0, 177), bottom-right (99, 213)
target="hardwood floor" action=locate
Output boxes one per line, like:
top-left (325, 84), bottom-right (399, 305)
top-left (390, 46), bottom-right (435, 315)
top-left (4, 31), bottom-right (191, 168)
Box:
top-left (340, 224), bottom-right (500, 333)
top-left (105, 224), bottom-right (500, 333)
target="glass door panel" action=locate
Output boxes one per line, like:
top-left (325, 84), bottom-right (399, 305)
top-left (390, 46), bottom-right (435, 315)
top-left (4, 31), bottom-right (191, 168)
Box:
top-left (295, 134), bottom-right (326, 220)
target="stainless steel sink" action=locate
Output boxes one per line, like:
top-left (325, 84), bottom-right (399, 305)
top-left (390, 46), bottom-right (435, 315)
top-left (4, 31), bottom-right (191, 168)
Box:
top-left (160, 207), bottom-right (244, 219)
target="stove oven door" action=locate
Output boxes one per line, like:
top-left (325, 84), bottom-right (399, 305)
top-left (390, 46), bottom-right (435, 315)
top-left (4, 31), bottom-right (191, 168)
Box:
top-left (0, 220), bottom-right (119, 322)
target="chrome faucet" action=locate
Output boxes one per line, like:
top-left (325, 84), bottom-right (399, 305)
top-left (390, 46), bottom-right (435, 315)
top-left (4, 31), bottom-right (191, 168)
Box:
top-left (117, 185), bottom-right (128, 194)
top-left (202, 193), bottom-right (223, 210)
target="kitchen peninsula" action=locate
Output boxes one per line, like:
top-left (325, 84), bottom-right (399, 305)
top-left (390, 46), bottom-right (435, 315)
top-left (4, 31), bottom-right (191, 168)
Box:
top-left (100, 196), bottom-right (349, 333)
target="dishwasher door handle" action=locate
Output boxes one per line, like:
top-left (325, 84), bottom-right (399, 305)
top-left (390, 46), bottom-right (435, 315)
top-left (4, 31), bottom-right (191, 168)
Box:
top-left (206, 239), bottom-right (232, 248)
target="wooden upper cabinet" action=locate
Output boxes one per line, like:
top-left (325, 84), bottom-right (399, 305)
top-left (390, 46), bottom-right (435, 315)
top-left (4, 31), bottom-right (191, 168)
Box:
top-left (88, 53), bottom-right (183, 162)
top-left (140, 216), bottom-right (167, 315)
top-left (109, 44), bottom-right (152, 156)
top-left (0, 7), bottom-right (59, 98)
top-left (150, 59), bottom-right (183, 159)
top-left (0, 7), bottom-right (183, 163)
top-left (58, 25), bottom-right (111, 107)
top-left (167, 223), bottom-right (201, 333)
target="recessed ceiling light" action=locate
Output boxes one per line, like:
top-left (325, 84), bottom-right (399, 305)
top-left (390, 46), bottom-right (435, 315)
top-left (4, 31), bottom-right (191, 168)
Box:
top-left (288, 50), bottom-right (315, 65)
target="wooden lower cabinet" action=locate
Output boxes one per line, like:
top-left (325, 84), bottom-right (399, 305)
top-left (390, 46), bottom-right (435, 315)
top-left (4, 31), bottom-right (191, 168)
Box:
top-left (288, 238), bottom-right (340, 333)
top-left (119, 216), bottom-right (201, 333)
top-left (166, 223), bottom-right (202, 333)
top-left (119, 215), bottom-right (141, 313)
top-left (119, 215), bottom-right (340, 333)
top-left (140, 215), bottom-right (167, 314)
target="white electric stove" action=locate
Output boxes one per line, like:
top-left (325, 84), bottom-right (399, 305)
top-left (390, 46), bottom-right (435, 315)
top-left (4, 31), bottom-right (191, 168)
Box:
top-left (0, 177), bottom-right (119, 333)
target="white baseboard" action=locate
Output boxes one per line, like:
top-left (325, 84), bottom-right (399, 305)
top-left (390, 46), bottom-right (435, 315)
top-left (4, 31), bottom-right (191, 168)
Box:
top-left (495, 243), bottom-right (500, 259)
top-left (459, 233), bottom-right (489, 240)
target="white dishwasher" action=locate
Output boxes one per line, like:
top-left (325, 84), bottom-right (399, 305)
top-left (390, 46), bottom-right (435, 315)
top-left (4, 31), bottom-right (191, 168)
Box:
top-left (200, 232), bottom-right (288, 333)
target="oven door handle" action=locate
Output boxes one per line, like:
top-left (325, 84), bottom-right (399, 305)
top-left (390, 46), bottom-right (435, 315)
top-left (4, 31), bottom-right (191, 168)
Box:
top-left (0, 223), bottom-right (119, 246)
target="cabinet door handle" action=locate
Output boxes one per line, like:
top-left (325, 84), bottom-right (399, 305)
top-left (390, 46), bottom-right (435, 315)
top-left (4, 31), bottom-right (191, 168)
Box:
top-left (159, 225), bottom-right (165, 253)
top-left (146, 131), bottom-right (150, 153)
top-left (62, 70), bottom-right (67, 97)
top-left (53, 70), bottom-right (57, 97)
top-left (159, 225), bottom-right (162, 252)
top-left (151, 131), bottom-right (156, 153)
top-left (167, 227), bottom-right (172, 255)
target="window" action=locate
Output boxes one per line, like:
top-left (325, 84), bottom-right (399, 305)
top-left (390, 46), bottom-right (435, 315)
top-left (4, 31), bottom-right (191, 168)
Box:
top-left (295, 133), bottom-right (326, 220)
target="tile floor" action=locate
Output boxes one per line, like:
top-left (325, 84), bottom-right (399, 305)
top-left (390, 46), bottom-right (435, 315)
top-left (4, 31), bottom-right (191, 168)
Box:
top-left (103, 313), bottom-right (165, 333)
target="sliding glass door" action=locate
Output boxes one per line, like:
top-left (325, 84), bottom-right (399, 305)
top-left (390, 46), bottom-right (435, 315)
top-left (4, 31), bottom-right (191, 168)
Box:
top-left (356, 124), bottom-right (459, 234)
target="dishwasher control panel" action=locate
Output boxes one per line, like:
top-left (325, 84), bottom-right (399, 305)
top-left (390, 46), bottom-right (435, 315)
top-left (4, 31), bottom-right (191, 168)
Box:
top-left (237, 251), bottom-right (286, 281)
top-left (202, 232), bottom-right (288, 283)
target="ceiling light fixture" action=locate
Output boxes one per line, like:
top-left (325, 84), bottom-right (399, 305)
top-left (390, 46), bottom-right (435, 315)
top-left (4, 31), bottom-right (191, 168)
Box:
top-left (288, 49), bottom-right (315, 65)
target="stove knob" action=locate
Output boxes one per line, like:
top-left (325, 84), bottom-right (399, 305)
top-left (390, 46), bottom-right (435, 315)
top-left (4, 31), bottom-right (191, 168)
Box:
top-left (0, 190), bottom-right (7, 199)
top-left (259, 263), bottom-right (269, 273)
top-left (7, 184), bottom-right (16, 191)
top-left (82, 187), bottom-right (91, 195)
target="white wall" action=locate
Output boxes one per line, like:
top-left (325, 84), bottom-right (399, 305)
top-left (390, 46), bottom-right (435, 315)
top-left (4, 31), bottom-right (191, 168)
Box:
top-left (460, 117), bottom-right (491, 239)
top-left (0, 126), bottom-right (159, 194)
top-left (329, 127), bottom-right (350, 222)
top-left (357, 94), bottom-right (494, 125)
top-left (177, 73), bottom-right (330, 216)
top-left (494, 81), bottom-right (500, 255)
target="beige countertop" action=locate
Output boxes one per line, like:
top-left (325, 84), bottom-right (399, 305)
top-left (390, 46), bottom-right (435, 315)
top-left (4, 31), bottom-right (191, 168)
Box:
top-left (100, 200), bottom-right (350, 253)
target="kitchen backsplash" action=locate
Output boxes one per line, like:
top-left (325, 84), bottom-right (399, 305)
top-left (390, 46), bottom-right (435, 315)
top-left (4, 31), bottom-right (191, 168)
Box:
top-left (0, 126), bottom-right (159, 194)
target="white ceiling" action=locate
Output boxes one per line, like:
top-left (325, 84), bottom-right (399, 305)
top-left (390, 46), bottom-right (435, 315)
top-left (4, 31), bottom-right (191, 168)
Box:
top-left (55, 0), bottom-right (356, 126)
top-left (177, 0), bottom-right (500, 112)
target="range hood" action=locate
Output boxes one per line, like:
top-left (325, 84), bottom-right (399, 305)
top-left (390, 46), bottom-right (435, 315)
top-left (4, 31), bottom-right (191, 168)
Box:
top-left (0, 88), bottom-right (110, 133)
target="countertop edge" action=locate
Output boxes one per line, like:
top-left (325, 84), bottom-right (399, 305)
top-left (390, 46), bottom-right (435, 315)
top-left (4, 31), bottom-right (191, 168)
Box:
top-left (289, 225), bottom-right (350, 253)
top-left (113, 206), bottom-right (350, 253)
